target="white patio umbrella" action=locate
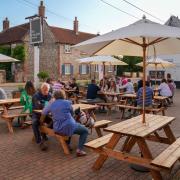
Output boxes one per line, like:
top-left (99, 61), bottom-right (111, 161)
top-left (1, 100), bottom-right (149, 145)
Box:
top-left (0, 53), bottom-right (20, 62)
top-left (73, 16), bottom-right (180, 123)
top-left (77, 55), bottom-right (127, 76)
top-left (136, 57), bottom-right (175, 68)
top-left (136, 57), bottom-right (175, 84)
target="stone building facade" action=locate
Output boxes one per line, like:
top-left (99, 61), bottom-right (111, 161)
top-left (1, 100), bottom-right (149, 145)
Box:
top-left (0, 1), bottom-right (115, 82)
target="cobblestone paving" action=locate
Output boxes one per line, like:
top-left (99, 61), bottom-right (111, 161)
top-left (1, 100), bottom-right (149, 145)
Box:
top-left (0, 89), bottom-right (180, 180)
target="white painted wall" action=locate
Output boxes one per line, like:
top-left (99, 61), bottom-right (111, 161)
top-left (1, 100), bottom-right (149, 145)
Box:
top-left (146, 54), bottom-right (180, 81)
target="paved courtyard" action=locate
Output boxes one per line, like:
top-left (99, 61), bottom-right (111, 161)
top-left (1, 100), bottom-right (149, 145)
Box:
top-left (0, 90), bottom-right (180, 180)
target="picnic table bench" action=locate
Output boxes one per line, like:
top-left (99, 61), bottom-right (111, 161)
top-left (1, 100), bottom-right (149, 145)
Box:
top-left (84, 114), bottom-right (177, 180)
top-left (33, 104), bottom-right (112, 154)
top-left (116, 104), bottom-right (166, 119)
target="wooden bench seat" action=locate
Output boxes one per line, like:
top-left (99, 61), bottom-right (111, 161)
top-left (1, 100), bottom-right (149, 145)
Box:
top-left (2, 113), bottom-right (29, 119)
top-left (94, 120), bottom-right (112, 137)
top-left (1, 113), bottom-right (30, 133)
top-left (151, 137), bottom-right (180, 170)
top-left (0, 105), bottom-right (24, 112)
top-left (116, 104), bottom-right (165, 119)
top-left (39, 125), bottom-right (70, 155)
top-left (85, 133), bottom-right (113, 149)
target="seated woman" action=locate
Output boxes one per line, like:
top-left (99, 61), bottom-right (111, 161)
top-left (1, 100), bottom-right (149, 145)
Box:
top-left (119, 79), bottom-right (135, 94)
top-left (41, 90), bottom-right (89, 157)
top-left (20, 81), bottom-right (36, 114)
top-left (99, 79), bottom-right (109, 92)
top-left (107, 80), bottom-right (119, 102)
top-left (20, 81), bottom-right (36, 127)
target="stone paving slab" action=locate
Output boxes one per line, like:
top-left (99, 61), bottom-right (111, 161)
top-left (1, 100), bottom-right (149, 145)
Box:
top-left (0, 90), bottom-right (180, 180)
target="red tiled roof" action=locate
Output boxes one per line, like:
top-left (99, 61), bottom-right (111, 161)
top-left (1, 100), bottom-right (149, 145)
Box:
top-left (0, 23), bottom-right (29, 45)
top-left (50, 26), bottom-right (96, 45)
top-left (0, 22), bottom-right (96, 45)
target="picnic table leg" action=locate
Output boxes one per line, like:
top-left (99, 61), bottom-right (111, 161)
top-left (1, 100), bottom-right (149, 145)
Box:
top-left (95, 127), bottom-right (103, 137)
top-left (163, 125), bottom-right (176, 143)
top-left (136, 137), bottom-right (163, 180)
top-left (6, 118), bottom-right (14, 133)
top-left (55, 135), bottom-right (70, 155)
top-left (92, 133), bottom-right (122, 170)
top-left (121, 136), bottom-right (136, 152)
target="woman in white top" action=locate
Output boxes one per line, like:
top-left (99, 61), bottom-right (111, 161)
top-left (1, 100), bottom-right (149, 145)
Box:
top-left (158, 79), bottom-right (172, 97)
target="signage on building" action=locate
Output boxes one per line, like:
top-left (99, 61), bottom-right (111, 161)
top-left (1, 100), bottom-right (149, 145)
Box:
top-left (30, 17), bottom-right (43, 44)
top-left (149, 70), bottom-right (165, 79)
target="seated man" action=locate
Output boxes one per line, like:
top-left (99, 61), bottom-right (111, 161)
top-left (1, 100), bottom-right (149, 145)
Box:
top-left (136, 81), bottom-right (153, 107)
top-left (69, 78), bottom-right (79, 95)
top-left (41, 90), bottom-right (88, 157)
top-left (32, 83), bottom-right (52, 151)
top-left (86, 79), bottom-right (107, 103)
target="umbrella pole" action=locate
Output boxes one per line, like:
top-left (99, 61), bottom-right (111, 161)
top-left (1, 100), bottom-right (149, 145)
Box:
top-left (155, 64), bottom-right (157, 86)
top-left (142, 38), bottom-right (146, 123)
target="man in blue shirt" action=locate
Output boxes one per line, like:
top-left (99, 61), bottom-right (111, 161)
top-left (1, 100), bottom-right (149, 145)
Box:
top-left (32, 83), bottom-right (52, 151)
top-left (87, 79), bottom-right (107, 103)
top-left (41, 90), bottom-right (88, 156)
top-left (136, 81), bottom-right (153, 107)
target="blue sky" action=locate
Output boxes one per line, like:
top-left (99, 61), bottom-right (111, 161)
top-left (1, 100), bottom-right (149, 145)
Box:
top-left (0, 0), bottom-right (180, 34)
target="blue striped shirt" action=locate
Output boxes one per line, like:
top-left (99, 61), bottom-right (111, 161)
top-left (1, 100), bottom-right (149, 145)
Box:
top-left (42, 99), bottom-right (78, 136)
top-left (136, 86), bottom-right (153, 106)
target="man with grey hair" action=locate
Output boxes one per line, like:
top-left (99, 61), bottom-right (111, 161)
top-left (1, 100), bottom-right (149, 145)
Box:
top-left (32, 82), bottom-right (52, 151)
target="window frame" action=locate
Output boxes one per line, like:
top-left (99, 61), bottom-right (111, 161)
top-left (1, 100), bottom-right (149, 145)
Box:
top-left (64, 63), bottom-right (71, 75)
top-left (64, 44), bottom-right (71, 54)
top-left (108, 65), bottom-right (114, 72)
top-left (95, 64), bottom-right (99, 72)
top-left (81, 64), bottom-right (87, 75)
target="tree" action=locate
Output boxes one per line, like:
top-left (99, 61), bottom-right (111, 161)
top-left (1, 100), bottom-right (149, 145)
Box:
top-left (12, 45), bottom-right (25, 61)
top-left (115, 56), bottom-right (143, 76)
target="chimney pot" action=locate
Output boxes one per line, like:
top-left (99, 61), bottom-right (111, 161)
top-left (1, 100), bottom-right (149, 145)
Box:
top-left (3, 17), bottom-right (9, 31)
top-left (74, 16), bottom-right (78, 35)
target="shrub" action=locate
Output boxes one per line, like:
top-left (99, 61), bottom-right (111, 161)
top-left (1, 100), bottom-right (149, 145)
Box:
top-left (37, 71), bottom-right (49, 81)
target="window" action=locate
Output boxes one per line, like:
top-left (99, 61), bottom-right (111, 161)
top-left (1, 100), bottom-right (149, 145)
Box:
top-left (79, 64), bottom-right (89, 75)
top-left (64, 64), bottom-right (71, 75)
top-left (81, 64), bottom-right (87, 74)
top-left (95, 65), bottom-right (99, 72)
top-left (108, 65), bottom-right (113, 72)
top-left (64, 44), bottom-right (71, 53)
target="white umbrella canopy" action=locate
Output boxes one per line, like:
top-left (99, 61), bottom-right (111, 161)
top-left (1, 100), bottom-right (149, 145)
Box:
top-left (73, 16), bottom-right (180, 123)
top-left (77, 55), bottom-right (127, 65)
top-left (0, 53), bottom-right (20, 62)
top-left (136, 57), bottom-right (175, 68)
top-left (74, 17), bottom-right (180, 57)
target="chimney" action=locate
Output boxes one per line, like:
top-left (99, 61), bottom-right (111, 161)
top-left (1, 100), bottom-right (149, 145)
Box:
top-left (73, 17), bottom-right (78, 35)
top-left (3, 17), bottom-right (9, 31)
top-left (38, 1), bottom-right (45, 18)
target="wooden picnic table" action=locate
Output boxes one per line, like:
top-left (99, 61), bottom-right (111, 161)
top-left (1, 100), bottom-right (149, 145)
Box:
top-left (87, 114), bottom-right (176, 180)
top-left (120, 93), bottom-right (168, 107)
top-left (34, 103), bottom-right (98, 113)
top-left (0, 98), bottom-right (29, 133)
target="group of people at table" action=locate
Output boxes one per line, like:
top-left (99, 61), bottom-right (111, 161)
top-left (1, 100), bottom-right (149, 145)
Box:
top-left (0, 73), bottom-right (176, 157)
top-left (86, 74), bottom-right (176, 107)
